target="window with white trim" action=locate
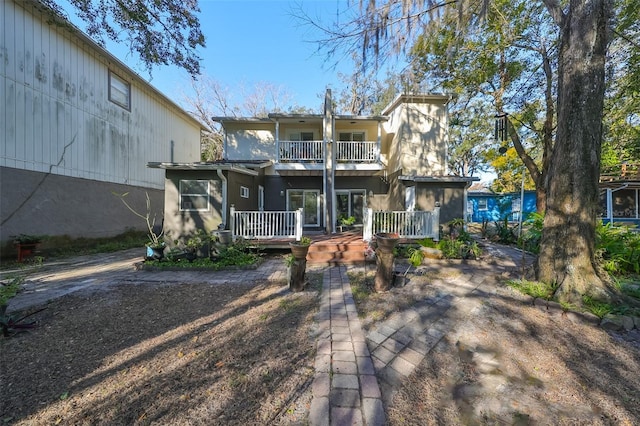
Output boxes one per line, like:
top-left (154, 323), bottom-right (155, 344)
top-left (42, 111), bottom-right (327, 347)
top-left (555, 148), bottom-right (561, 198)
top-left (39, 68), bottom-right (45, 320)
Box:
top-left (240, 186), bottom-right (249, 198)
top-left (477, 198), bottom-right (488, 211)
top-left (180, 180), bottom-right (209, 211)
top-left (108, 70), bottom-right (131, 110)
top-left (338, 132), bottom-right (365, 141)
top-left (289, 131), bottom-right (314, 141)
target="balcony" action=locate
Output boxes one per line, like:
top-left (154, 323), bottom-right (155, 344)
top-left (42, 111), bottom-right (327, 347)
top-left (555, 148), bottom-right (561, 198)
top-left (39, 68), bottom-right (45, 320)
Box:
top-left (277, 140), bottom-right (380, 163)
top-left (278, 140), bottom-right (324, 163)
top-left (336, 141), bottom-right (379, 163)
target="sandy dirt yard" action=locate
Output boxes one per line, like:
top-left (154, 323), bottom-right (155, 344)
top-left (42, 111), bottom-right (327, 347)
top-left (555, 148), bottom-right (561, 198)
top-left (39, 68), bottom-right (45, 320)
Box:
top-left (2, 252), bottom-right (640, 425)
top-left (1, 275), bottom-right (321, 425)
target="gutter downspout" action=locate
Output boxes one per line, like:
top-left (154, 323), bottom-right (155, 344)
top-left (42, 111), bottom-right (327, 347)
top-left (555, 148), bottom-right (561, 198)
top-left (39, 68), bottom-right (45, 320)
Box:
top-left (217, 169), bottom-right (228, 228)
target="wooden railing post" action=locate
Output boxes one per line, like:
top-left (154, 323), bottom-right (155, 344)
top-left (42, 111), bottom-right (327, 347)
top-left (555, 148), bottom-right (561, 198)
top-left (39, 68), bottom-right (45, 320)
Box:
top-left (432, 205), bottom-right (441, 241)
top-left (229, 205), bottom-right (236, 240)
top-left (295, 208), bottom-right (303, 241)
top-left (363, 208), bottom-right (373, 241)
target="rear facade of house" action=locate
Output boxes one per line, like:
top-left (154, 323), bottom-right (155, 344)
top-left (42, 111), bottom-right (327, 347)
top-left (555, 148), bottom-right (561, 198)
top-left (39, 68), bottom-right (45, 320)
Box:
top-left (154, 91), bottom-right (476, 243)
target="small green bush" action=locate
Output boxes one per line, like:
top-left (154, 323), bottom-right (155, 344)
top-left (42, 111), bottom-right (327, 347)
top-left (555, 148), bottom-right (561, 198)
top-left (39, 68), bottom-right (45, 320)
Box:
top-left (622, 284), bottom-right (640, 300)
top-left (520, 212), bottom-right (544, 253)
top-left (582, 295), bottom-right (614, 319)
top-left (506, 279), bottom-right (558, 300)
top-left (0, 277), bottom-right (23, 305)
top-left (146, 239), bottom-right (260, 269)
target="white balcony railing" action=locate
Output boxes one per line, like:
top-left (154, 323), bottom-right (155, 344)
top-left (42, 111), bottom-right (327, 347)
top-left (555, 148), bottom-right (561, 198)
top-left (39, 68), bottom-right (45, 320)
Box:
top-left (363, 208), bottom-right (440, 241)
top-left (230, 207), bottom-right (303, 240)
top-left (336, 141), bottom-right (379, 163)
top-left (278, 140), bottom-right (323, 162)
top-left (277, 140), bottom-right (380, 163)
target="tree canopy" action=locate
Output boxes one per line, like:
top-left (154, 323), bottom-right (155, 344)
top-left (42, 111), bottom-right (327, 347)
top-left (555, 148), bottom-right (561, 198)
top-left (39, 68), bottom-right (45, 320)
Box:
top-left (308, 0), bottom-right (631, 306)
top-left (42, 0), bottom-right (205, 77)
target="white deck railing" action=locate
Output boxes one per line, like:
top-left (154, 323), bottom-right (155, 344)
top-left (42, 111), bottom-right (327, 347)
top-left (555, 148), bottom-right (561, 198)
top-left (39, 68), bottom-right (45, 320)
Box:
top-left (277, 140), bottom-right (380, 163)
top-left (363, 208), bottom-right (440, 241)
top-left (278, 140), bottom-right (323, 162)
top-left (230, 207), bottom-right (303, 240)
top-left (336, 141), bottom-right (379, 163)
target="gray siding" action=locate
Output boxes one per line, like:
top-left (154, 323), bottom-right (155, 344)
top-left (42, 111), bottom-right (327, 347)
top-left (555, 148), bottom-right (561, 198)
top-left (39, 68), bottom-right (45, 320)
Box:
top-left (163, 170), bottom-right (223, 245)
top-left (1, 0), bottom-right (201, 188)
top-left (0, 166), bottom-right (163, 249)
top-left (415, 182), bottom-right (467, 224)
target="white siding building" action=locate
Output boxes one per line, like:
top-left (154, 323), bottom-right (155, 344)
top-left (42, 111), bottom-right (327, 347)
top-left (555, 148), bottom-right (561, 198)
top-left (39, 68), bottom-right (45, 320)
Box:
top-left (1, 0), bottom-right (203, 247)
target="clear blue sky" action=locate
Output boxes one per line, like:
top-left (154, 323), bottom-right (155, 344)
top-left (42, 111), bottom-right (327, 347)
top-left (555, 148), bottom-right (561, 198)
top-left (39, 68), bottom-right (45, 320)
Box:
top-left (66, 0), bottom-right (358, 112)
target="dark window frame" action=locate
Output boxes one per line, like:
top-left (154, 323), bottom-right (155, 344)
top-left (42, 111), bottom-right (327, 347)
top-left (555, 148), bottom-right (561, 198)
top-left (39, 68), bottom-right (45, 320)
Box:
top-left (108, 70), bottom-right (131, 111)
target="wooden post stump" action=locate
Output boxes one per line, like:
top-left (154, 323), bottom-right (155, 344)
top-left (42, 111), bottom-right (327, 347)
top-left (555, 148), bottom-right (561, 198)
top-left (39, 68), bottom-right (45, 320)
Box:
top-left (374, 248), bottom-right (395, 292)
top-left (288, 257), bottom-right (307, 292)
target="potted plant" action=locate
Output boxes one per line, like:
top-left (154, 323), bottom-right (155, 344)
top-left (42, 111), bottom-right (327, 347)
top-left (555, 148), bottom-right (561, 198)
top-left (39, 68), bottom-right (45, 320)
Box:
top-left (288, 237), bottom-right (311, 292)
top-left (289, 236), bottom-right (311, 259)
top-left (374, 232), bottom-right (400, 252)
top-left (338, 215), bottom-right (356, 232)
top-left (114, 192), bottom-right (165, 260)
top-left (12, 234), bottom-right (43, 262)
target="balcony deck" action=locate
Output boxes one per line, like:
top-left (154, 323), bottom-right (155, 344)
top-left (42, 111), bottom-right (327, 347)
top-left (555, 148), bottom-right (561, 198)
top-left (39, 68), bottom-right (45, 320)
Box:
top-left (276, 140), bottom-right (380, 164)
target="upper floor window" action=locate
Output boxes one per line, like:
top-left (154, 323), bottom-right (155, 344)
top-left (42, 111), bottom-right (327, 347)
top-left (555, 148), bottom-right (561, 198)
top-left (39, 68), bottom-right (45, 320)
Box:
top-left (180, 180), bottom-right (209, 211)
top-left (109, 70), bottom-right (131, 110)
top-left (339, 132), bottom-right (365, 142)
top-left (289, 131), bottom-right (314, 141)
top-left (240, 186), bottom-right (249, 198)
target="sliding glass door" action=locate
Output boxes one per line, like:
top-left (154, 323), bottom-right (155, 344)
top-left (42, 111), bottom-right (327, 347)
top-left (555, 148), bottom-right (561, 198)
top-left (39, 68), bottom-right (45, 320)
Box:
top-left (336, 190), bottom-right (365, 224)
top-left (288, 190), bottom-right (320, 226)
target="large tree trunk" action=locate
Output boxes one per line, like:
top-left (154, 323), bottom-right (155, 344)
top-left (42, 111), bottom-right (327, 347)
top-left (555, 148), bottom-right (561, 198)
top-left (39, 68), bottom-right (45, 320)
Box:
top-left (537, 0), bottom-right (614, 304)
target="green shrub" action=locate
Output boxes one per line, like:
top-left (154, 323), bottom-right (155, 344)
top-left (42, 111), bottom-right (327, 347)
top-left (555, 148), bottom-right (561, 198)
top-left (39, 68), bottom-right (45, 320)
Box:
top-left (595, 222), bottom-right (640, 275)
top-left (621, 284), bottom-right (640, 300)
top-left (520, 212), bottom-right (544, 253)
top-left (432, 219), bottom-right (482, 259)
top-left (146, 238), bottom-right (260, 269)
top-left (506, 279), bottom-right (558, 300)
top-left (0, 277), bottom-right (23, 305)
top-left (520, 215), bottom-right (640, 276)
top-left (492, 217), bottom-right (518, 244)
top-left (582, 295), bottom-right (614, 319)
top-left (416, 238), bottom-right (437, 248)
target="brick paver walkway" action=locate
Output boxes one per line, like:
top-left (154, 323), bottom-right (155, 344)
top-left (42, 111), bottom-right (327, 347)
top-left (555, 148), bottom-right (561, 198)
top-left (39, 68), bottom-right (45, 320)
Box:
top-left (309, 266), bottom-right (385, 426)
top-left (308, 244), bottom-right (530, 425)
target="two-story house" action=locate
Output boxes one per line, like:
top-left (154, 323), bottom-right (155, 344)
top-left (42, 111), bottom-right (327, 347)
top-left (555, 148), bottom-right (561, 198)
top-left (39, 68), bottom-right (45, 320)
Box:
top-left (151, 90), bottom-right (476, 244)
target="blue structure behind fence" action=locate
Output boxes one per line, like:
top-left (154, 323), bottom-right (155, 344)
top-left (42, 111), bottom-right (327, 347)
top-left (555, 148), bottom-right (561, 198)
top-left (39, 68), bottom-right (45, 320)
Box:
top-left (468, 190), bottom-right (537, 223)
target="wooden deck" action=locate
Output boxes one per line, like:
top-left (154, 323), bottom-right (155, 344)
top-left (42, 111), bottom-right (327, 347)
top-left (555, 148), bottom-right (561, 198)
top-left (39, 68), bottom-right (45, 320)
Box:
top-left (243, 231), bottom-right (414, 264)
top-left (242, 231), bottom-right (361, 248)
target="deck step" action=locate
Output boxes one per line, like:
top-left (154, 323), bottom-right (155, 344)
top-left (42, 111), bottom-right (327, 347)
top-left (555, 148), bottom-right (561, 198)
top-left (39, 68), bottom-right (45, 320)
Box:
top-left (306, 241), bottom-right (366, 264)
